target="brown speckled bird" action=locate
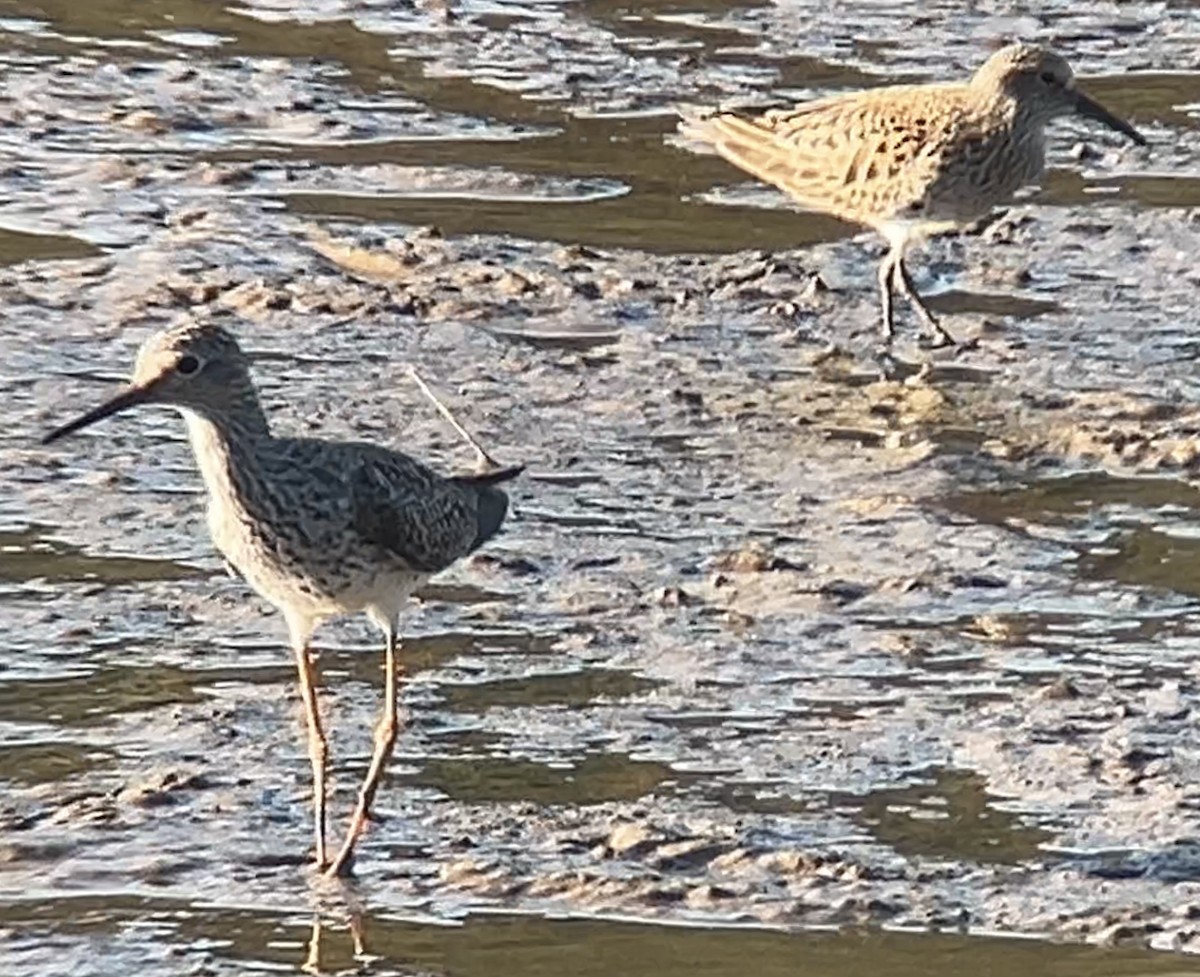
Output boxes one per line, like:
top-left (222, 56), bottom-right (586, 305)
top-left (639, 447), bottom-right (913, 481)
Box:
top-left (681, 43), bottom-right (1146, 347)
top-left (41, 321), bottom-right (521, 877)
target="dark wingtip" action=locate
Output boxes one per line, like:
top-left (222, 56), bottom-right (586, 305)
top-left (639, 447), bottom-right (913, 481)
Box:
top-left (458, 465), bottom-right (522, 552)
top-left (471, 484), bottom-right (512, 552)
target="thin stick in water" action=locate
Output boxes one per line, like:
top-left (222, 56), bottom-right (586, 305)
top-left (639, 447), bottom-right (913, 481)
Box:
top-left (407, 366), bottom-right (501, 472)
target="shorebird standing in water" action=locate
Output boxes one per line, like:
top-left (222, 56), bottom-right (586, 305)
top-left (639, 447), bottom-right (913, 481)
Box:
top-left (681, 43), bottom-right (1146, 347)
top-left (42, 321), bottom-right (521, 876)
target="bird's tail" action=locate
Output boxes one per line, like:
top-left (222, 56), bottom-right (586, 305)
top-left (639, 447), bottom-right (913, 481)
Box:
top-left (458, 465), bottom-right (524, 552)
top-left (683, 106), bottom-right (861, 219)
top-left (691, 112), bottom-right (802, 190)
top-left (675, 106), bottom-right (726, 154)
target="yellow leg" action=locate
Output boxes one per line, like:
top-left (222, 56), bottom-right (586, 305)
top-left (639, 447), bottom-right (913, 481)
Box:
top-left (293, 642), bottom-right (329, 870)
top-left (325, 628), bottom-right (400, 877)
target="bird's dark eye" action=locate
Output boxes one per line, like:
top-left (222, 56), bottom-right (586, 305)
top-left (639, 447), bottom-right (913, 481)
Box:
top-left (1040, 71), bottom-right (1056, 84)
top-left (177, 354), bottom-right (201, 376)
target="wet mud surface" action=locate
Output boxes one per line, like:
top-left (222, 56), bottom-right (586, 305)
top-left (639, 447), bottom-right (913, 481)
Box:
top-left (4, 0), bottom-right (1200, 972)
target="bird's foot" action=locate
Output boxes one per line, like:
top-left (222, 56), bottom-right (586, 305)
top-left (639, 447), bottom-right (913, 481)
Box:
top-left (918, 328), bottom-right (956, 350)
top-left (913, 360), bottom-right (936, 384)
top-left (872, 345), bottom-right (902, 381)
top-left (810, 342), bottom-right (844, 367)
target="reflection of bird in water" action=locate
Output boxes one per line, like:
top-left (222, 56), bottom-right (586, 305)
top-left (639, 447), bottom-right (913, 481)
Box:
top-left (42, 321), bottom-right (521, 876)
top-left (303, 911), bottom-right (367, 975)
top-left (681, 43), bottom-right (1146, 348)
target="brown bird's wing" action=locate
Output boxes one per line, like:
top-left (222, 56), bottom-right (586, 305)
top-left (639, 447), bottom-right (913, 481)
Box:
top-left (682, 84), bottom-right (979, 226)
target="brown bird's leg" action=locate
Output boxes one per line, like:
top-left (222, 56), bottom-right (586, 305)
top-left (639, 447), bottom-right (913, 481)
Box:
top-left (326, 625), bottom-right (401, 877)
top-left (893, 256), bottom-right (955, 348)
top-left (292, 636), bottom-right (330, 870)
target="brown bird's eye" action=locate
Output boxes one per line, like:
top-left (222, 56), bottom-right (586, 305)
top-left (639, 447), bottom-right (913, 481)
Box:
top-left (177, 354), bottom-right (201, 375)
top-left (1040, 72), bottom-right (1056, 84)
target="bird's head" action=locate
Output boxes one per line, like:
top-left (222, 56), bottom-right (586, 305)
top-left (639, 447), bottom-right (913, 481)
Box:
top-left (973, 43), bottom-right (1146, 146)
top-left (41, 321), bottom-right (262, 445)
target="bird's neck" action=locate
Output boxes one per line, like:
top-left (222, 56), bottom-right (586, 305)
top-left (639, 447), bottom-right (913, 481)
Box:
top-left (974, 85), bottom-right (1044, 135)
top-left (1011, 97), bottom-right (1049, 131)
top-left (182, 404), bottom-right (273, 509)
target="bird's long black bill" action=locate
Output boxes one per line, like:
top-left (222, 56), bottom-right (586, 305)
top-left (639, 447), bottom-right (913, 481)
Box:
top-left (40, 384), bottom-right (151, 445)
top-left (1074, 90), bottom-right (1147, 146)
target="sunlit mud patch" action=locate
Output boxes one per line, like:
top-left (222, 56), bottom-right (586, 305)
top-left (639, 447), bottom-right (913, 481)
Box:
top-left (933, 472), bottom-right (1200, 890)
top-left (946, 472), bottom-right (1200, 597)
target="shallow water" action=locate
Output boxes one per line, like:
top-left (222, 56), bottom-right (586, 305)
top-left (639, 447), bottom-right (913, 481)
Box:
top-left (4, 0), bottom-right (1200, 972)
top-left (3, 898), bottom-right (1196, 977)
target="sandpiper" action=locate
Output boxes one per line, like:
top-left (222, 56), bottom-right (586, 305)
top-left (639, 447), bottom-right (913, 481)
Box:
top-left (681, 43), bottom-right (1146, 347)
top-left (41, 321), bottom-right (521, 877)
